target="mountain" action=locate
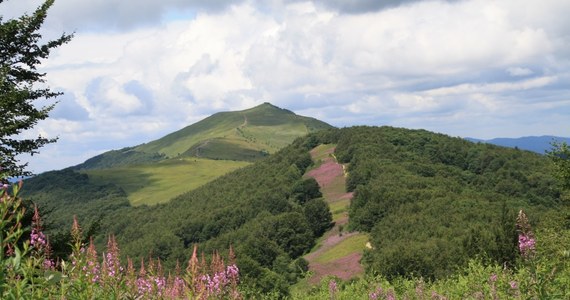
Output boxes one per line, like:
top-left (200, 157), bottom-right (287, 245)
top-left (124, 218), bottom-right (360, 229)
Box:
top-left (62, 103), bottom-right (333, 206)
top-left (75, 103), bottom-right (333, 170)
top-left (466, 135), bottom-right (570, 154)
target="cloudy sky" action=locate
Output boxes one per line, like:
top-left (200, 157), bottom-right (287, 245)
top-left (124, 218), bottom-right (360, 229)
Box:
top-left (3, 0), bottom-right (570, 173)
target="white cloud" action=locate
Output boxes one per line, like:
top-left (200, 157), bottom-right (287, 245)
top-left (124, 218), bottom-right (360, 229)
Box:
top-left (424, 76), bottom-right (558, 97)
top-left (507, 67), bottom-right (534, 77)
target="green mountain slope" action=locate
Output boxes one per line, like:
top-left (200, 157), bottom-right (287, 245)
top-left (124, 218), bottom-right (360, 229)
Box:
top-left (137, 102), bottom-right (331, 159)
top-left (76, 103), bottom-right (332, 170)
top-left (68, 103), bottom-right (332, 206)
top-left (86, 158), bottom-right (250, 206)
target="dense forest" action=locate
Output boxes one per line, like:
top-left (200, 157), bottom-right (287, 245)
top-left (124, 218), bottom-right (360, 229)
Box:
top-left (22, 126), bottom-right (568, 296)
top-left (333, 127), bottom-right (564, 279)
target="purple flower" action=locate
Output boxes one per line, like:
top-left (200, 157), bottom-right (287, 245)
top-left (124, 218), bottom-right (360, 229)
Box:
top-left (329, 279), bottom-right (337, 296)
top-left (369, 287), bottom-right (383, 300)
top-left (510, 280), bottom-right (518, 289)
top-left (489, 273), bottom-right (498, 282)
top-left (30, 229), bottom-right (47, 248)
top-left (516, 210), bottom-right (536, 259)
top-left (518, 234), bottom-right (536, 258)
top-left (226, 264), bottom-right (239, 280)
top-left (137, 277), bottom-right (152, 295)
top-left (43, 259), bottom-right (55, 270)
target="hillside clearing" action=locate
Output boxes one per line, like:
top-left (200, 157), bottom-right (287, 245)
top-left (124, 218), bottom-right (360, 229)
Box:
top-left (85, 158), bottom-right (249, 206)
top-left (301, 144), bottom-right (367, 285)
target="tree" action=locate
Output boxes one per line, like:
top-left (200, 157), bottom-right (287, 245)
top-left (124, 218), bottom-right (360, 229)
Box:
top-left (291, 177), bottom-right (322, 204)
top-left (303, 198), bottom-right (333, 237)
top-left (547, 141), bottom-right (570, 190)
top-left (0, 0), bottom-right (72, 176)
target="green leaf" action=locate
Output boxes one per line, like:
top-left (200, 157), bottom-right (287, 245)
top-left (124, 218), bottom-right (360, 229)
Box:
top-left (44, 270), bottom-right (62, 285)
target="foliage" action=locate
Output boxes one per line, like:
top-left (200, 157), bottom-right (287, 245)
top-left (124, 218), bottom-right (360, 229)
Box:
top-left (291, 214), bottom-right (570, 299)
top-left (292, 178), bottom-right (322, 205)
top-left (1, 182), bottom-right (243, 298)
top-left (303, 198), bottom-right (333, 237)
top-left (316, 126), bottom-right (565, 280)
top-left (547, 140), bottom-right (570, 190)
top-left (0, 0), bottom-right (72, 176)
top-left (3, 174), bottom-right (569, 298)
top-left (71, 143), bottom-right (325, 296)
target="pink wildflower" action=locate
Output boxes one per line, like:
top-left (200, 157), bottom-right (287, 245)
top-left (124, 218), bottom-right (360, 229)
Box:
top-left (518, 234), bottom-right (536, 258)
top-left (386, 289), bottom-right (396, 300)
top-left (329, 279), bottom-right (337, 297)
top-left (516, 210), bottom-right (536, 259)
top-left (102, 235), bottom-right (123, 280)
top-left (30, 206), bottom-right (47, 250)
top-left (369, 287), bottom-right (383, 300)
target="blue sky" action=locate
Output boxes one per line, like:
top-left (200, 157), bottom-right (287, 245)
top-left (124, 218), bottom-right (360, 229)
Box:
top-left (3, 0), bottom-right (570, 173)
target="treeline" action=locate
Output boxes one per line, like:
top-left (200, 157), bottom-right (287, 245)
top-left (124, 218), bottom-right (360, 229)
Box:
top-left (73, 146), bottom-right (166, 170)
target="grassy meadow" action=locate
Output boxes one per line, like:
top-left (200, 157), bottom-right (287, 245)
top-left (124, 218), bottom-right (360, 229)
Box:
top-left (86, 158), bottom-right (249, 206)
top-left (313, 233), bottom-right (369, 264)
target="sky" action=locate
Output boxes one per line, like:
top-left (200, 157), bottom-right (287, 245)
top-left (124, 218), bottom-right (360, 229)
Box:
top-left (3, 0), bottom-right (570, 174)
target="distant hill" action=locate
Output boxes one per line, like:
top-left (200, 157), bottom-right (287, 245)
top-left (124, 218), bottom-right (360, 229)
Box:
top-left (74, 103), bottom-right (333, 170)
top-left (466, 136), bottom-right (570, 154)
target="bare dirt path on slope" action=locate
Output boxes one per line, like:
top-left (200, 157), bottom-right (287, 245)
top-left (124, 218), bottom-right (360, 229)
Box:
top-left (304, 145), bottom-right (365, 285)
top-left (240, 114), bottom-right (248, 128)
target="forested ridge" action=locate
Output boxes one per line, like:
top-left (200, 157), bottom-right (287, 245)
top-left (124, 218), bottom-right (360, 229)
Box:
top-left (333, 126), bottom-right (564, 279)
top-left (22, 126), bottom-right (568, 296)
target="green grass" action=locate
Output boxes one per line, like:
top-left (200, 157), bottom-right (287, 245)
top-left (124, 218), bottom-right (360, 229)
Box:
top-left (85, 158), bottom-right (250, 206)
top-left (136, 103), bottom-right (332, 159)
top-left (314, 233), bottom-right (369, 264)
top-left (329, 198), bottom-right (350, 222)
top-left (311, 144), bottom-right (336, 162)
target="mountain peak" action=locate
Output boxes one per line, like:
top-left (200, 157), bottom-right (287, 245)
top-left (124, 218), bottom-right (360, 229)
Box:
top-left (75, 103), bottom-right (333, 169)
top-left (243, 102), bottom-right (294, 114)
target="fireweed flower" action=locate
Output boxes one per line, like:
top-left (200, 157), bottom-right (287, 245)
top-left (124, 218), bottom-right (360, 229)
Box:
top-left (165, 261), bottom-right (186, 298)
top-left (83, 238), bottom-right (101, 283)
top-left (226, 264), bottom-right (239, 282)
top-left (369, 287), bottom-right (383, 300)
top-left (329, 279), bottom-right (337, 299)
top-left (30, 229), bottom-right (47, 248)
top-left (518, 234), bottom-right (536, 258)
top-left (102, 235), bottom-right (123, 282)
top-left (516, 210), bottom-right (536, 259)
top-left (30, 206), bottom-right (47, 250)
top-left (386, 289), bottom-right (396, 300)
top-left (137, 259), bottom-right (153, 296)
top-left (165, 275), bottom-right (186, 299)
